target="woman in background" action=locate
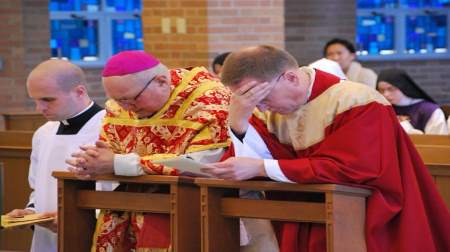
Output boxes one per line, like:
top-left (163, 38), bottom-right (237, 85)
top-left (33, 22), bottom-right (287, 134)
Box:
top-left (324, 38), bottom-right (377, 88)
top-left (377, 69), bottom-right (448, 135)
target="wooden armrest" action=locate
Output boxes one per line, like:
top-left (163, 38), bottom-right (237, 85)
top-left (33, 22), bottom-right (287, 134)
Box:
top-left (195, 178), bottom-right (371, 196)
top-left (52, 171), bottom-right (194, 185)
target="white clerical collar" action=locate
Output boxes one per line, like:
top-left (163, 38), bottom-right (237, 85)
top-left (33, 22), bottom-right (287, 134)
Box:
top-left (61, 101), bottom-right (94, 125)
top-left (396, 96), bottom-right (423, 106)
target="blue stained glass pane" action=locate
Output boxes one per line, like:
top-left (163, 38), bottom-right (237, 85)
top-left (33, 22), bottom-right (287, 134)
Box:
top-left (400, 0), bottom-right (450, 7)
top-left (356, 15), bottom-right (395, 54)
top-left (112, 19), bottom-right (144, 54)
top-left (106, 0), bottom-right (141, 11)
top-left (406, 15), bottom-right (447, 53)
top-left (357, 0), bottom-right (398, 8)
top-left (50, 20), bottom-right (99, 61)
top-left (49, 0), bottom-right (100, 11)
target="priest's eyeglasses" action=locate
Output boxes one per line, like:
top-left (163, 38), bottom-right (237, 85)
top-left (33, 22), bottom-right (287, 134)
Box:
top-left (116, 75), bottom-right (158, 105)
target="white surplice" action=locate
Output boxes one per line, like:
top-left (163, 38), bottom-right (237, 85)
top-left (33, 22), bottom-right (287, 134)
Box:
top-left (26, 110), bottom-right (105, 252)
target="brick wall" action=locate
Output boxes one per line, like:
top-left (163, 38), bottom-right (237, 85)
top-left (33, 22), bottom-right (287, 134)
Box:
top-left (84, 68), bottom-right (106, 105)
top-left (0, 0), bottom-right (27, 112)
top-left (1, 0), bottom-right (285, 113)
top-left (142, 0), bottom-right (209, 68)
top-left (141, 0), bottom-right (285, 70)
top-left (22, 0), bottom-right (53, 109)
top-left (285, 0), bottom-right (356, 65)
top-left (207, 0), bottom-right (285, 68)
top-left (0, 0), bottom-right (105, 112)
top-left (2, 0), bottom-right (448, 114)
top-left (284, 0), bottom-right (450, 104)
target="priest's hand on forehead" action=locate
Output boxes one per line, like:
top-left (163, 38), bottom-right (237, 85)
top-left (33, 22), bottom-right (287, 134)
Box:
top-left (228, 80), bottom-right (273, 135)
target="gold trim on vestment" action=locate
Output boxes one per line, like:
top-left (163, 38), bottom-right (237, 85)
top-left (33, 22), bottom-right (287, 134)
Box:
top-left (258, 81), bottom-right (390, 150)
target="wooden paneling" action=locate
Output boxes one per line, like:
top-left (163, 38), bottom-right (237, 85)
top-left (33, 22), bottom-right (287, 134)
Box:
top-left (0, 131), bottom-right (33, 251)
top-left (196, 179), bottom-right (370, 252)
top-left (1, 113), bottom-right (46, 131)
top-left (414, 142), bottom-right (450, 209)
top-left (53, 172), bottom-right (201, 252)
top-left (409, 134), bottom-right (450, 146)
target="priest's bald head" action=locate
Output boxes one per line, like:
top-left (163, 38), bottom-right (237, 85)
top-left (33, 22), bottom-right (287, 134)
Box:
top-left (26, 59), bottom-right (92, 121)
top-left (101, 50), bottom-right (171, 118)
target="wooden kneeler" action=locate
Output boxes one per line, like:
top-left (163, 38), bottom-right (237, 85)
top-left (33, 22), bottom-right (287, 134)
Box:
top-left (53, 171), bottom-right (200, 252)
top-left (196, 178), bottom-right (371, 252)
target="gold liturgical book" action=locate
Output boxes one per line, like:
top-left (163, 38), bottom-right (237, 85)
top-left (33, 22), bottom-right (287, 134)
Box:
top-left (1, 213), bottom-right (55, 229)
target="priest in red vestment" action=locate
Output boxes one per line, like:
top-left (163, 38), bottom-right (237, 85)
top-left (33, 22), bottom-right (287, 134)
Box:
top-left (202, 45), bottom-right (450, 252)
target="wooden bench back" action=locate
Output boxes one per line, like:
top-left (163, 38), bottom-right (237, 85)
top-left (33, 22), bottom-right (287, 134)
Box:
top-left (0, 112), bottom-right (46, 131)
top-left (0, 130), bottom-right (33, 250)
top-left (415, 145), bottom-right (450, 164)
top-left (409, 134), bottom-right (450, 146)
top-left (0, 130), bottom-right (34, 147)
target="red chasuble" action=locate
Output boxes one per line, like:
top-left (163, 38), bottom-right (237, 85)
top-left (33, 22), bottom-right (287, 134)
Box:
top-left (246, 69), bottom-right (449, 251)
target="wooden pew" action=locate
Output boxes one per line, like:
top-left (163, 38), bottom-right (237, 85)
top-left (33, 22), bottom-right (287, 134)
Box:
top-left (0, 130), bottom-right (34, 251)
top-left (52, 171), bottom-right (201, 252)
top-left (407, 135), bottom-right (450, 208)
top-left (196, 179), bottom-right (371, 252)
top-left (409, 134), bottom-right (450, 146)
top-left (0, 112), bottom-right (46, 131)
top-left (415, 145), bottom-right (450, 209)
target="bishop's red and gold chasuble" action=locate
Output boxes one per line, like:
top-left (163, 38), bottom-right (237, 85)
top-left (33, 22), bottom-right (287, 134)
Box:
top-left (238, 69), bottom-right (449, 252)
top-left (91, 67), bottom-right (230, 252)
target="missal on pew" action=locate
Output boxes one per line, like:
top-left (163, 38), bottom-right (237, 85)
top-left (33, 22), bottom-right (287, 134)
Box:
top-left (1, 213), bottom-right (55, 229)
top-left (152, 156), bottom-right (212, 177)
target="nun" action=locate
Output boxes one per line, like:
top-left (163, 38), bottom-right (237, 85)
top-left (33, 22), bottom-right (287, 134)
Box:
top-left (377, 69), bottom-right (448, 135)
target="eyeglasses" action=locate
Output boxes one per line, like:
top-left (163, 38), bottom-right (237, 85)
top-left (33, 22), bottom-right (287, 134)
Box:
top-left (116, 75), bottom-right (158, 105)
top-left (273, 72), bottom-right (284, 83)
top-left (257, 72), bottom-right (284, 106)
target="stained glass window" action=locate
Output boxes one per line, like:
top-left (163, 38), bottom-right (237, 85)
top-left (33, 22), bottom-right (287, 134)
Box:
top-left (357, 0), bottom-right (397, 8)
top-left (106, 0), bottom-right (141, 11)
top-left (357, 15), bottom-right (395, 55)
top-left (356, 0), bottom-right (449, 58)
top-left (50, 20), bottom-right (98, 61)
top-left (49, 0), bottom-right (143, 64)
top-left (49, 0), bottom-right (100, 12)
top-left (406, 15), bottom-right (447, 53)
top-left (112, 19), bottom-right (144, 54)
top-left (400, 0), bottom-right (450, 8)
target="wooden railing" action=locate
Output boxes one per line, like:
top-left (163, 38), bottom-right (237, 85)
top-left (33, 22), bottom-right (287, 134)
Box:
top-left (52, 172), bottom-right (201, 252)
top-left (196, 179), bottom-right (370, 252)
